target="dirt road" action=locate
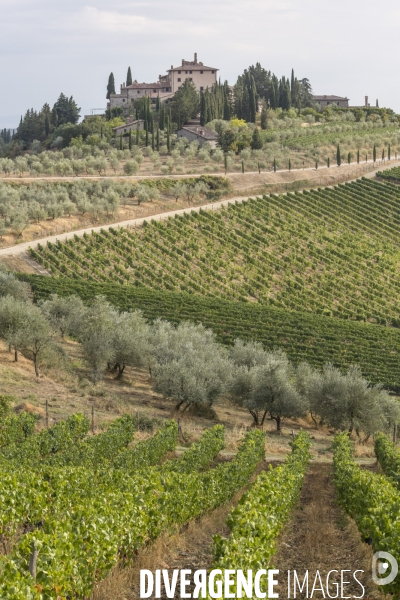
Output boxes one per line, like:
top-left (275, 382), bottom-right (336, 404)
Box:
top-left (0, 159), bottom-right (398, 259)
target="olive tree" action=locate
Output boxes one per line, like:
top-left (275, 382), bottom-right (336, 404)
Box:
top-left (0, 296), bottom-right (29, 361)
top-left (302, 363), bottom-right (400, 439)
top-left (150, 321), bottom-right (231, 412)
top-left (39, 293), bottom-right (86, 338)
top-left (76, 296), bottom-right (116, 383)
top-left (111, 310), bottom-right (150, 378)
top-left (0, 270), bottom-right (30, 301)
top-left (229, 341), bottom-right (307, 430)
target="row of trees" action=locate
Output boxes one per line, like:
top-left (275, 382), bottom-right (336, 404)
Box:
top-left (15, 94), bottom-right (81, 146)
top-left (234, 65), bottom-right (314, 123)
top-left (0, 272), bottom-right (398, 437)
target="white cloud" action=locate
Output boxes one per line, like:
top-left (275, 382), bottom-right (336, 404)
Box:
top-left (76, 6), bottom-right (217, 36)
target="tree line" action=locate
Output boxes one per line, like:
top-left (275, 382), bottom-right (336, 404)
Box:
top-left (0, 269), bottom-right (398, 438)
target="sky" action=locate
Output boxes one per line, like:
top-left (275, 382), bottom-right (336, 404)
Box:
top-left (1, 0), bottom-right (399, 128)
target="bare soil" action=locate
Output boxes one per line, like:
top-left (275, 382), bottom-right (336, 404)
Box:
top-left (274, 463), bottom-right (384, 599)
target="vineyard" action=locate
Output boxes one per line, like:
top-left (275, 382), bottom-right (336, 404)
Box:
top-left (29, 177), bottom-right (400, 326)
top-left (378, 166), bottom-right (400, 183)
top-left (0, 413), bottom-right (267, 598)
top-left (333, 433), bottom-right (400, 597)
top-left (21, 274), bottom-right (400, 390)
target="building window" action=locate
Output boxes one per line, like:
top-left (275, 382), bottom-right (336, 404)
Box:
top-left (200, 70), bottom-right (203, 74)
top-left (153, 89), bottom-right (156, 93)
top-left (185, 71), bottom-right (188, 74)
top-left (189, 70), bottom-right (192, 74)
top-left (212, 70), bottom-right (215, 74)
top-left (122, 99), bottom-right (125, 102)
top-left (189, 77), bottom-right (193, 81)
top-left (178, 78), bottom-right (181, 82)
top-left (124, 129), bottom-right (127, 133)
top-left (178, 70), bottom-right (181, 74)
top-left (200, 87), bottom-right (204, 91)
top-left (137, 91), bottom-right (140, 94)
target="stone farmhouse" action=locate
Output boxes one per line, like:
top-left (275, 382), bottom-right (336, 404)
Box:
top-left (313, 95), bottom-right (350, 108)
top-left (108, 54), bottom-right (218, 113)
top-left (177, 125), bottom-right (218, 148)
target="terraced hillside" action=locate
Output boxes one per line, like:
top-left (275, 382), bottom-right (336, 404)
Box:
top-left (22, 276), bottom-right (400, 390)
top-left (30, 177), bottom-right (400, 325)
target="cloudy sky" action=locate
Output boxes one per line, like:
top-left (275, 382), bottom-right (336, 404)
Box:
top-left (1, 0), bottom-right (399, 128)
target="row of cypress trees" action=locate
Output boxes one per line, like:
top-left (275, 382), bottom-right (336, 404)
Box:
top-left (199, 81), bottom-right (231, 126)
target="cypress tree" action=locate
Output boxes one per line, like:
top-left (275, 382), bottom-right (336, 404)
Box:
top-left (291, 68), bottom-right (295, 91)
top-left (126, 67), bottom-right (132, 87)
top-left (119, 134), bottom-right (123, 150)
top-left (200, 92), bottom-right (206, 126)
top-left (107, 73), bottom-right (116, 100)
top-left (44, 114), bottom-right (50, 136)
top-left (156, 127), bottom-right (160, 152)
top-left (251, 127), bottom-right (263, 150)
top-left (166, 119), bottom-right (171, 152)
top-left (373, 144), bottom-right (377, 162)
top-left (382, 149), bottom-right (385, 161)
top-left (152, 129), bottom-right (155, 151)
top-left (337, 144), bottom-right (341, 167)
top-left (289, 158), bottom-right (291, 171)
top-left (223, 89), bottom-right (231, 121)
top-left (224, 154), bottom-right (228, 175)
top-left (136, 122), bottom-right (140, 145)
top-left (315, 160), bottom-right (318, 170)
top-left (357, 149), bottom-right (360, 164)
top-left (273, 158), bottom-right (277, 172)
top-left (348, 152), bottom-right (351, 165)
top-left (156, 95), bottom-right (160, 112)
top-left (146, 126), bottom-right (149, 147)
top-left (241, 160), bottom-right (245, 174)
top-left (388, 144), bottom-right (391, 161)
top-left (129, 129), bottom-right (132, 150)
top-left (260, 107), bottom-right (267, 130)
top-left (327, 157), bottom-right (330, 168)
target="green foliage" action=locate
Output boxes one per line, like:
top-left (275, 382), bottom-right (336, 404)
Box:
top-left (374, 433), bottom-right (400, 487)
top-left (377, 166), bottom-right (400, 182)
top-left (169, 80), bottom-right (199, 128)
top-left (107, 73), bottom-right (116, 100)
top-left (112, 420), bottom-right (178, 473)
top-left (23, 274), bottom-right (400, 391)
top-left (212, 430), bottom-right (311, 589)
top-left (333, 433), bottom-right (400, 597)
top-left (0, 429), bottom-right (264, 598)
top-left (161, 425), bottom-right (224, 475)
top-left (0, 412), bottom-right (36, 449)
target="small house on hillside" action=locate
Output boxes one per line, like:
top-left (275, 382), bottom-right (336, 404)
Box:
top-left (113, 118), bottom-right (144, 137)
top-left (313, 95), bottom-right (349, 108)
top-left (177, 125), bottom-right (218, 148)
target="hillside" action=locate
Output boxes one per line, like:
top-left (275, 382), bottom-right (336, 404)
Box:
top-left (21, 275), bottom-right (400, 390)
top-left (30, 176), bottom-right (400, 325)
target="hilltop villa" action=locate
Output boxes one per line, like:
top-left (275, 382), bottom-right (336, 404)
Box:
top-left (108, 54), bottom-right (218, 113)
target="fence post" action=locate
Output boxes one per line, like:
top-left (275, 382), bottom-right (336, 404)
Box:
top-left (29, 542), bottom-right (38, 581)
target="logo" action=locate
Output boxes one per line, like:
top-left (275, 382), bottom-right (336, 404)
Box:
top-left (372, 551), bottom-right (398, 586)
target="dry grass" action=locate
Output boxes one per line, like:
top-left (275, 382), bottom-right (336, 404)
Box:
top-left (274, 464), bottom-right (385, 599)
